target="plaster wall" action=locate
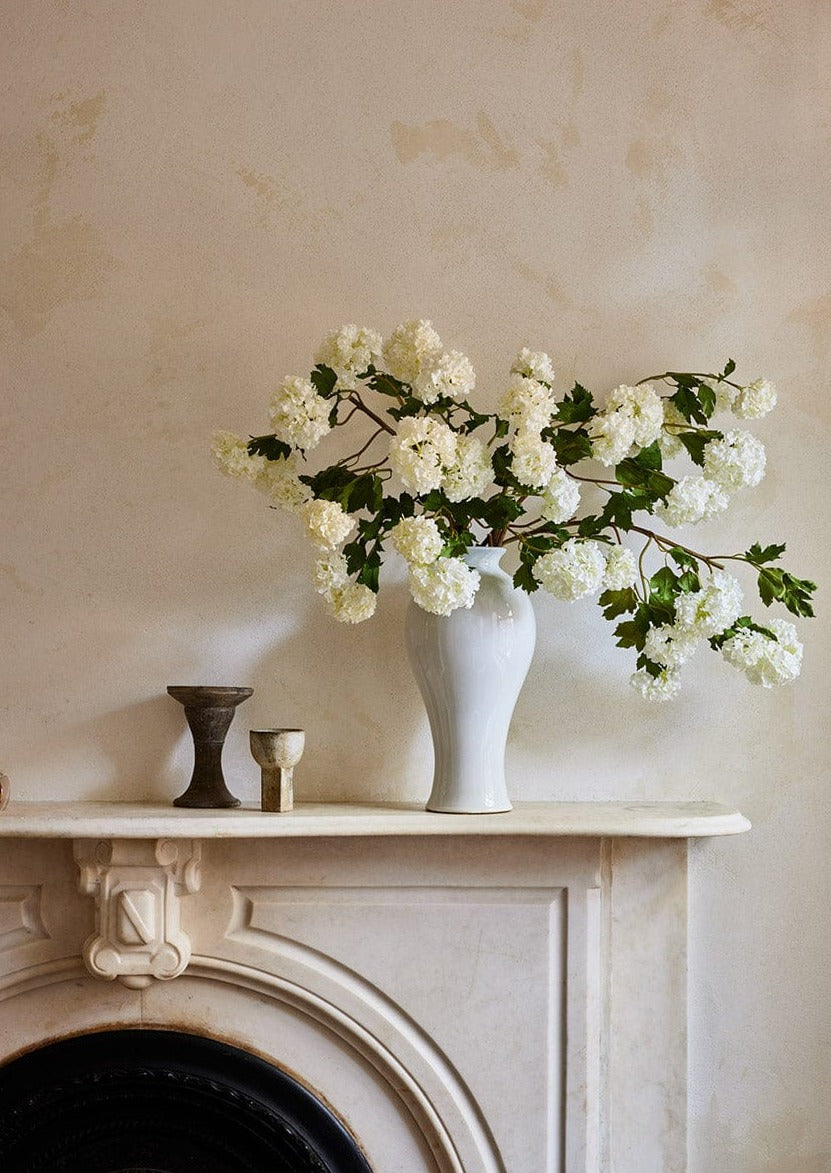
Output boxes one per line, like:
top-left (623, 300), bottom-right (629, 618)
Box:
top-left (1, 2), bottom-right (829, 1169)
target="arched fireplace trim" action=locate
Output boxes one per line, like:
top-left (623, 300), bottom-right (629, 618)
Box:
top-left (0, 952), bottom-right (504, 1173)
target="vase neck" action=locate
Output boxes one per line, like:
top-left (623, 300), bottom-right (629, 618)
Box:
top-left (463, 546), bottom-right (506, 572)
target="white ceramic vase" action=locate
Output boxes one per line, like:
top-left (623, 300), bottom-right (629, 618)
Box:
top-left (405, 547), bottom-right (536, 813)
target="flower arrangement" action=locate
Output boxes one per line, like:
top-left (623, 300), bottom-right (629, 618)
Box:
top-left (213, 320), bottom-right (815, 700)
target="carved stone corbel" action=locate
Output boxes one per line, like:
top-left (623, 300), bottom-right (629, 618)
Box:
top-left (74, 838), bottom-right (201, 988)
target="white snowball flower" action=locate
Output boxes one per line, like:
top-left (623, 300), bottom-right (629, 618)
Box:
top-left (512, 347), bottom-right (555, 385)
top-left (606, 383), bottom-right (665, 448)
top-left (255, 456), bottom-right (312, 514)
top-left (212, 431), bottom-right (265, 481)
top-left (413, 350), bottom-right (476, 404)
top-left (510, 430), bottom-right (560, 489)
top-left (655, 476), bottom-right (730, 527)
top-left (324, 582), bottom-right (377, 624)
top-left (629, 666), bottom-right (682, 702)
top-left (311, 551), bottom-right (350, 595)
top-left (587, 409), bottom-right (636, 466)
top-left (539, 468), bottom-right (580, 524)
top-left (603, 545), bottom-right (638, 590)
top-left (721, 618), bottom-right (802, 687)
top-left (712, 378), bottom-right (738, 414)
top-left (300, 499), bottom-right (357, 551)
top-left (733, 379), bottom-right (777, 420)
top-left (703, 430), bottom-right (766, 492)
top-left (442, 434), bottom-right (493, 503)
top-left (532, 539), bottom-right (607, 601)
top-left (408, 557), bottom-right (480, 616)
top-left (269, 375), bottom-right (332, 452)
top-left (674, 570), bottom-right (743, 638)
top-left (388, 416), bottom-right (458, 495)
top-left (316, 324), bottom-right (383, 390)
top-left (643, 624), bottom-right (700, 669)
top-left (499, 374), bottom-right (556, 434)
top-left (381, 319), bottom-right (443, 385)
top-left (390, 516), bottom-right (444, 565)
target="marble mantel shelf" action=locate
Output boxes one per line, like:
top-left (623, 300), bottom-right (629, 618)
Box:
top-left (0, 799), bottom-right (750, 839)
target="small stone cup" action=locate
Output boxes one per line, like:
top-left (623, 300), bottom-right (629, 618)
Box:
top-left (250, 729), bottom-right (305, 813)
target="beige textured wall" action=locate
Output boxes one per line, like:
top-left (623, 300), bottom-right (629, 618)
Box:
top-left (1, 1), bottom-right (829, 1167)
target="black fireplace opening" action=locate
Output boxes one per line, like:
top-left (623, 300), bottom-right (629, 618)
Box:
top-left (0, 1029), bottom-right (373, 1173)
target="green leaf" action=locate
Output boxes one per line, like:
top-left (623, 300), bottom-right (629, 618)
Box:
top-left (677, 570), bottom-right (701, 594)
top-left (756, 567), bottom-right (816, 617)
top-left (746, 541), bottom-right (787, 565)
top-left (367, 370), bottom-right (409, 398)
top-left (670, 385), bottom-right (710, 426)
top-left (648, 566), bottom-right (679, 606)
top-left (599, 489), bottom-right (653, 529)
top-left (668, 546), bottom-right (698, 571)
top-left (678, 430), bottom-right (720, 466)
top-left (547, 429), bottom-right (593, 466)
top-left (698, 381), bottom-right (716, 419)
top-left (599, 587), bottom-right (639, 621)
top-left (357, 551), bottom-right (382, 592)
top-left (310, 365), bottom-right (338, 398)
top-left (615, 447), bottom-right (675, 499)
top-left (614, 605), bottom-right (651, 650)
top-left (388, 398), bottom-right (425, 422)
top-left (513, 561), bottom-right (539, 593)
top-left (722, 359), bottom-right (736, 378)
top-left (555, 383), bottom-right (596, 424)
top-left (577, 514), bottom-right (607, 538)
top-left (248, 435), bottom-right (293, 461)
top-left (491, 444), bottom-right (527, 491)
top-left (477, 495), bottom-right (524, 529)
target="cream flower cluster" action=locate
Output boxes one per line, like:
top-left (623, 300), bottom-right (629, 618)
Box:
top-left (442, 434), bottom-right (493, 503)
top-left (316, 324), bottom-right (383, 391)
top-left (510, 431), bottom-right (560, 490)
top-left (311, 552), bottom-right (377, 624)
top-left (212, 431), bottom-right (310, 512)
top-left (269, 375), bottom-right (331, 452)
top-left (300, 499), bottom-right (356, 551)
top-left (721, 618), bottom-right (802, 687)
top-left (656, 475), bottom-right (729, 527)
top-left (388, 416), bottom-right (458, 494)
top-left (408, 557), bottom-right (480, 616)
top-left (734, 379), bottom-right (777, 419)
top-left (628, 570), bottom-right (746, 700)
top-left (712, 378), bottom-right (777, 420)
top-left (390, 516), bottom-right (444, 566)
top-left (532, 539), bottom-right (636, 601)
top-left (212, 430), bottom-right (264, 481)
top-left (540, 469), bottom-right (581, 524)
top-left (414, 349), bottom-right (476, 404)
top-left (500, 374), bottom-right (557, 434)
top-left (381, 320), bottom-right (443, 387)
top-left (702, 430), bottom-right (766, 492)
top-left (588, 383), bottom-right (664, 467)
top-left (511, 347), bottom-right (556, 386)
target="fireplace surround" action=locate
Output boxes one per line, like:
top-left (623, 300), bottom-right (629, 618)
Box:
top-left (0, 801), bottom-right (749, 1172)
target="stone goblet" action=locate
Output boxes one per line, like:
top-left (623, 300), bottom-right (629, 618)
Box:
top-left (167, 686), bottom-right (253, 808)
top-left (249, 729), bottom-right (305, 813)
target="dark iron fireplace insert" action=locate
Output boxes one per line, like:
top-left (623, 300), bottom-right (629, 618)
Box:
top-left (0, 1029), bottom-right (372, 1172)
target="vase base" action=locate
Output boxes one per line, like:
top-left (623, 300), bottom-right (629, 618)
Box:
top-left (425, 801), bottom-right (513, 815)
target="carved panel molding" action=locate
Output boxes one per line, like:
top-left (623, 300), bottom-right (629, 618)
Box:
top-left (73, 838), bottom-right (201, 989)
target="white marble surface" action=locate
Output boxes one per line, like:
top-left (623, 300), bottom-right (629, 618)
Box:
top-left (0, 832), bottom-right (693, 1171)
top-left (0, 799), bottom-right (750, 839)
